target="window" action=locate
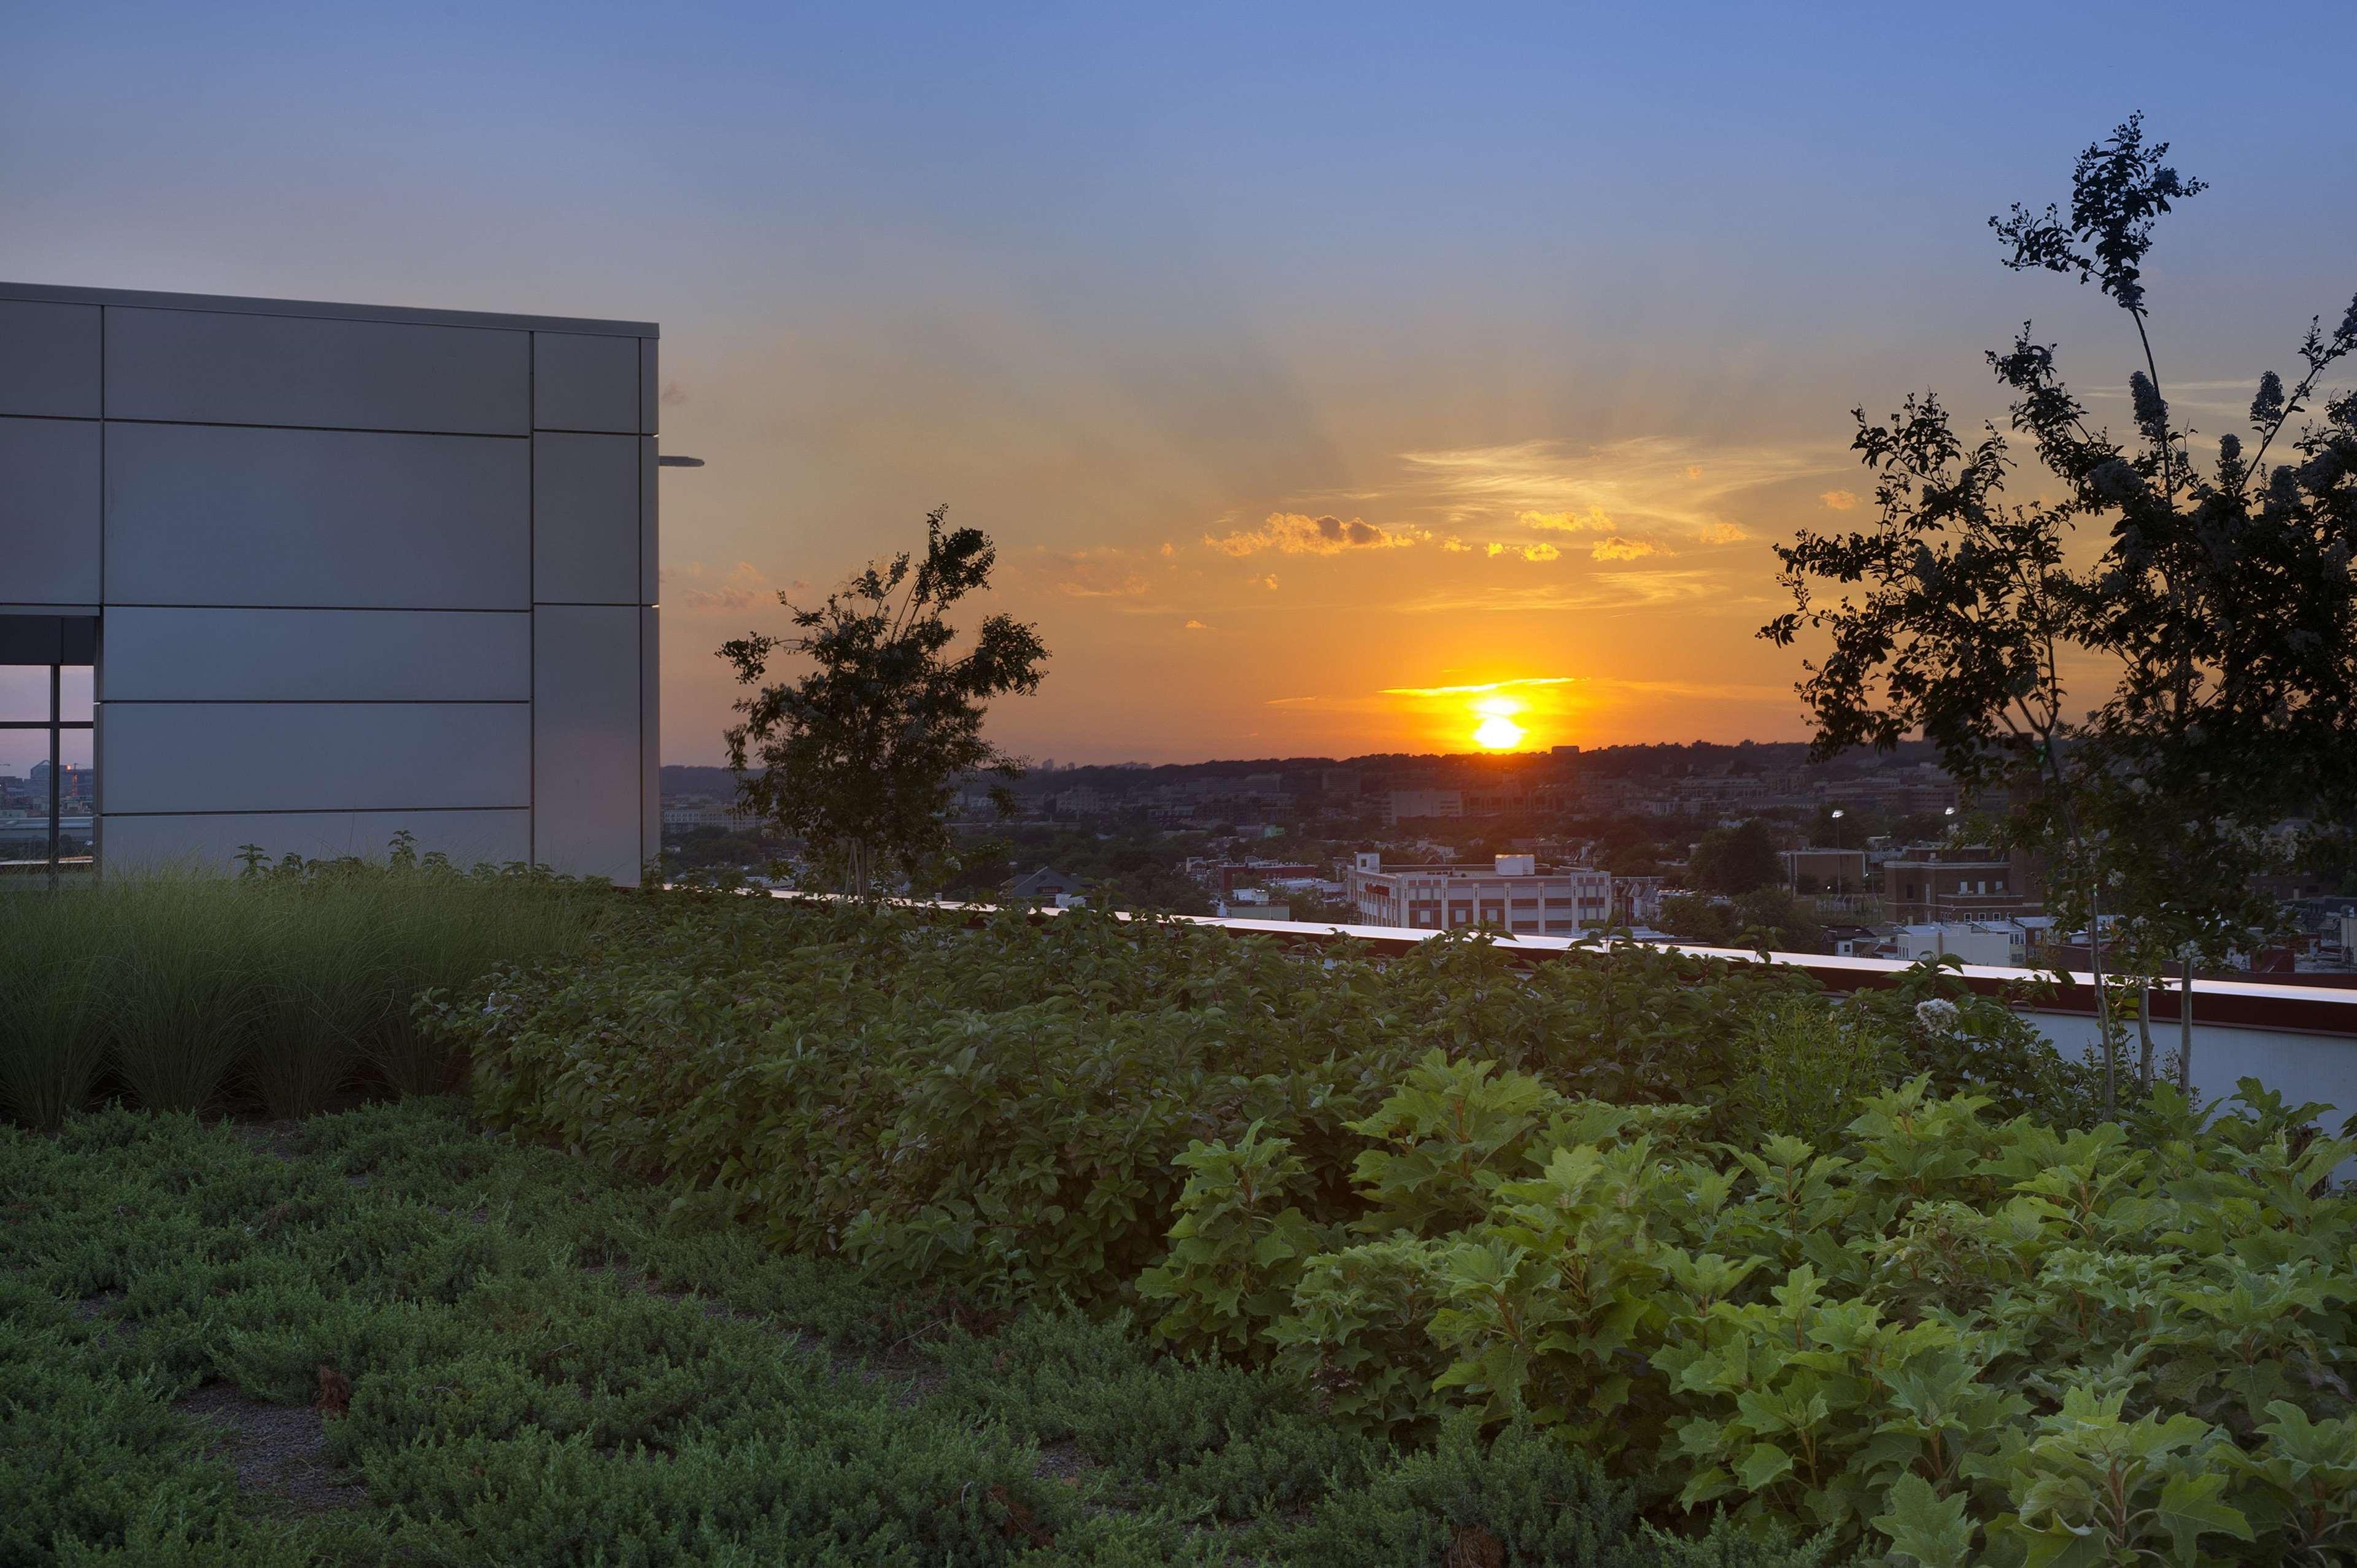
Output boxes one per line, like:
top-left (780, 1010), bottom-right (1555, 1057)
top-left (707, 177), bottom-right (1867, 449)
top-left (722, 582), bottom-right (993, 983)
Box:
top-left (1, 616), bottom-right (99, 887)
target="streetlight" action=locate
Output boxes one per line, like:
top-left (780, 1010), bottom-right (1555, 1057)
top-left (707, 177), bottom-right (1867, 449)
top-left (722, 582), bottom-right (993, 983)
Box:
top-left (1830, 809), bottom-right (1846, 896)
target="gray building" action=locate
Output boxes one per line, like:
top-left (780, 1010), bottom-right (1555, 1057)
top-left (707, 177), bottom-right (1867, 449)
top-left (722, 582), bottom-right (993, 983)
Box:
top-left (1, 282), bottom-right (662, 884)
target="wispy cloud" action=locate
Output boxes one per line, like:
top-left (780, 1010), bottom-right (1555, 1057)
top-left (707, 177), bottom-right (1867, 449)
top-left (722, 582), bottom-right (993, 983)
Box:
top-left (665, 560), bottom-right (784, 614)
top-left (1396, 568), bottom-right (1734, 615)
top-left (1035, 546), bottom-right (1151, 598)
top-left (1590, 536), bottom-right (1661, 561)
top-left (1817, 489), bottom-right (1859, 511)
top-left (1393, 436), bottom-right (1844, 549)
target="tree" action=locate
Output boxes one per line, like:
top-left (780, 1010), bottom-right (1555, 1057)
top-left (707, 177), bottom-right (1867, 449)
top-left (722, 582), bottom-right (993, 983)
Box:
top-left (1690, 819), bottom-right (1782, 896)
top-left (1763, 114), bottom-right (2357, 1106)
top-left (721, 508), bottom-right (1048, 898)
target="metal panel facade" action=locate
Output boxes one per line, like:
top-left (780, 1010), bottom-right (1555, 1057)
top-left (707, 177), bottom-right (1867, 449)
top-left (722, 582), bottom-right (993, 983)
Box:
top-left (0, 415), bottom-right (101, 604)
top-left (533, 604), bottom-right (643, 882)
top-left (104, 701), bottom-right (529, 814)
top-left (104, 422), bottom-right (530, 609)
top-left (532, 433), bottom-right (640, 604)
top-left (0, 299), bottom-right (102, 417)
top-left (105, 307), bottom-right (530, 434)
top-left (103, 608), bottom-right (530, 702)
top-left (0, 281), bottom-right (660, 884)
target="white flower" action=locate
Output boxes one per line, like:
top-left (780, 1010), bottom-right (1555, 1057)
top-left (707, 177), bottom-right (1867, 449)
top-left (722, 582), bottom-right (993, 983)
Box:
top-left (1915, 998), bottom-right (1960, 1030)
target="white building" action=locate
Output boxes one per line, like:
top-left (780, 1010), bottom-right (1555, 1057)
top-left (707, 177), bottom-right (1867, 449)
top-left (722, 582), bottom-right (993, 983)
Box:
top-left (2, 281), bottom-right (662, 882)
top-left (1343, 850), bottom-right (1611, 936)
top-left (1888, 921), bottom-right (2032, 968)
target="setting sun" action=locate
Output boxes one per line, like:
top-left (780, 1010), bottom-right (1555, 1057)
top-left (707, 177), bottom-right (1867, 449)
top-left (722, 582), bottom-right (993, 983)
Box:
top-left (1472, 713), bottom-right (1525, 751)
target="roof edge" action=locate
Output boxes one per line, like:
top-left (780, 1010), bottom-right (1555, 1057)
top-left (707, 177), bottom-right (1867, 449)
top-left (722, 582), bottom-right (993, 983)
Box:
top-left (0, 280), bottom-right (657, 338)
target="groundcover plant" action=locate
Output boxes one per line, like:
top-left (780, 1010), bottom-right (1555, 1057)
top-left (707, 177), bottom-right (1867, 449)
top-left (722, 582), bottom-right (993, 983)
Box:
top-left (424, 897), bottom-right (2357, 1563)
top-left (0, 1098), bottom-right (1836, 1566)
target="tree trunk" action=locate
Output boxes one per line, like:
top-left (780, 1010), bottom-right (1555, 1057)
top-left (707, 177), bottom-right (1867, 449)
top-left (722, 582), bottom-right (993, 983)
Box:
top-left (2137, 981), bottom-right (2154, 1091)
top-left (2178, 952), bottom-right (2196, 1093)
top-left (2089, 884), bottom-right (2116, 1116)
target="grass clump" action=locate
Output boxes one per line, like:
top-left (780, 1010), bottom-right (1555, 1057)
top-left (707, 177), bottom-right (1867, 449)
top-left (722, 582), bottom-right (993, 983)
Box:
top-left (0, 837), bottom-right (617, 1129)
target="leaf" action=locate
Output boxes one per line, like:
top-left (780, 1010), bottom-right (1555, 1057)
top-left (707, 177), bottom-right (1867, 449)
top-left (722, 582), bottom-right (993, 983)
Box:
top-left (1736, 1441), bottom-right (1795, 1493)
top-left (1873, 1473), bottom-right (1975, 1568)
top-left (2152, 1472), bottom-right (2253, 1561)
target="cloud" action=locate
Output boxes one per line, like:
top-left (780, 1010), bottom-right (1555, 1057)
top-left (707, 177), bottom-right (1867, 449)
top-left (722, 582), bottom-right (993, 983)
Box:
top-left (1183, 619), bottom-right (1210, 631)
top-left (667, 560), bottom-right (776, 614)
top-left (1204, 512), bottom-right (1422, 557)
top-left (1159, 542), bottom-right (1176, 558)
top-left (1686, 464), bottom-right (1705, 479)
top-left (1591, 536), bottom-right (1662, 561)
top-left (1695, 522), bottom-right (1751, 544)
top-left (1519, 506), bottom-right (1615, 534)
top-left (1485, 541), bottom-right (1561, 561)
top-left (1818, 489), bottom-right (1859, 511)
top-left (1260, 573), bottom-right (1280, 590)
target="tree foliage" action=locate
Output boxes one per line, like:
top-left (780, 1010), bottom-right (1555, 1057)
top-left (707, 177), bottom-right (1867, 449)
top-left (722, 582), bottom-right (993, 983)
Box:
top-left (720, 509), bottom-right (1047, 896)
top-left (1762, 114), bottom-right (2357, 1091)
top-left (1690, 820), bottom-right (1784, 897)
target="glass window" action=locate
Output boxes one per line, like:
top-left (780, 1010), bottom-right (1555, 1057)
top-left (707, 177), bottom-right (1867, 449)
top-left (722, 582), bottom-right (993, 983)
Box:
top-left (0, 668), bottom-right (47, 724)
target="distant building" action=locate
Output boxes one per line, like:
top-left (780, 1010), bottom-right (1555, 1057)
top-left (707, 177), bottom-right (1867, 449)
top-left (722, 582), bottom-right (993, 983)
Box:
top-left (1343, 850), bottom-right (1611, 936)
top-left (1780, 847), bottom-right (1868, 893)
top-left (1611, 875), bottom-right (1666, 926)
top-left (661, 798), bottom-right (761, 833)
top-left (1384, 788), bottom-right (1463, 825)
top-left (1008, 866), bottom-right (1084, 902)
top-left (1879, 845), bottom-right (2043, 922)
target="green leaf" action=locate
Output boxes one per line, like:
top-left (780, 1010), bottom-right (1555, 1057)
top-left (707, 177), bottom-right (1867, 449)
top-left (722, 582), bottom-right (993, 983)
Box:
top-left (1873, 1474), bottom-right (1975, 1568)
top-left (2152, 1472), bottom-right (2253, 1561)
top-left (1736, 1441), bottom-right (1795, 1493)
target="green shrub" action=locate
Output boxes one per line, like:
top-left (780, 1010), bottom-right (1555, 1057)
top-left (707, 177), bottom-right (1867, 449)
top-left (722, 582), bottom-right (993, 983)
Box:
top-left (436, 899), bottom-right (2085, 1309)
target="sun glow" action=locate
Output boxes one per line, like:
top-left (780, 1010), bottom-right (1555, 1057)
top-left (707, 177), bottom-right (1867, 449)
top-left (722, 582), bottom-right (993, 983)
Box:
top-left (1472, 711), bottom-right (1525, 751)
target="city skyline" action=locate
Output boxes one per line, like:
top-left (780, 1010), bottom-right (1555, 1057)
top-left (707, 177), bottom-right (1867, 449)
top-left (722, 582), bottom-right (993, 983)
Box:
top-left (7, 4), bottom-right (2352, 762)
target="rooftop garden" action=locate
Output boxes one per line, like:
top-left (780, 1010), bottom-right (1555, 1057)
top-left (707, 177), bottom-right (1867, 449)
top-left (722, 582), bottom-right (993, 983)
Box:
top-left (7, 868), bottom-right (2354, 1564)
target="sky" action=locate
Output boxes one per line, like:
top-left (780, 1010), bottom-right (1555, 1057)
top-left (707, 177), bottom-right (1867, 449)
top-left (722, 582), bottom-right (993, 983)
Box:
top-left (6, 2), bottom-right (2353, 765)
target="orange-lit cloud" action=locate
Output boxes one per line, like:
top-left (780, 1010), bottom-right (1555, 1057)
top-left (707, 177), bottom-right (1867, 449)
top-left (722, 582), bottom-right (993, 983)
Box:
top-left (1518, 506), bottom-right (1615, 534)
top-left (1204, 511), bottom-right (1422, 556)
top-left (1695, 522), bottom-right (1751, 544)
top-left (1819, 489), bottom-right (1860, 511)
top-left (1591, 536), bottom-right (1661, 560)
top-left (1183, 618), bottom-right (1210, 630)
top-left (1378, 676), bottom-right (1581, 698)
top-left (1485, 540), bottom-right (1562, 561)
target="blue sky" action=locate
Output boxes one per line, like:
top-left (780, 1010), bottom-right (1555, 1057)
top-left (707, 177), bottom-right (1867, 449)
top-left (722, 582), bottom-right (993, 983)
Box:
top-left (8, 2), bottom-right (2351, 761)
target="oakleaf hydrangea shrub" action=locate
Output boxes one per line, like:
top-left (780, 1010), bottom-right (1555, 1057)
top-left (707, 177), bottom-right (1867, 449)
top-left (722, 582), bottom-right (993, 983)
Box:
top-left (1166, 1071), bottom-right (2357, 1564)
